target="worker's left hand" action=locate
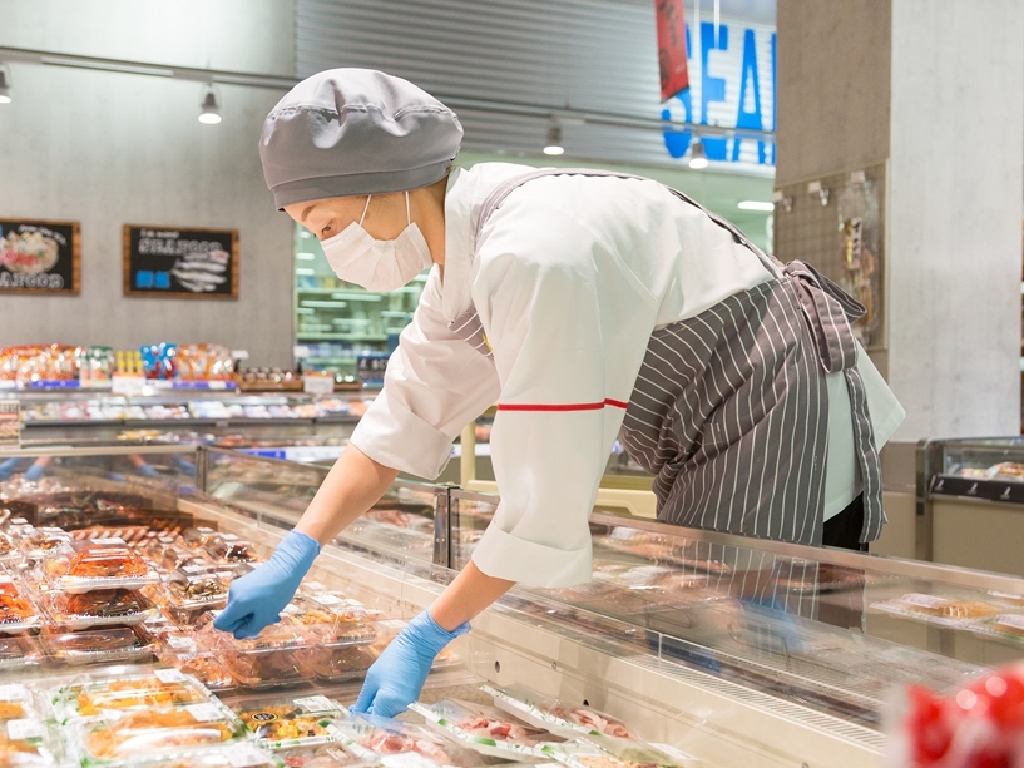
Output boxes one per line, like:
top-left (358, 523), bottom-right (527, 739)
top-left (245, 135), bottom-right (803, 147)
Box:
top-left (352, 610), bottom-right (468, 718)
top-left (23, 464), bottom-right (45, 483)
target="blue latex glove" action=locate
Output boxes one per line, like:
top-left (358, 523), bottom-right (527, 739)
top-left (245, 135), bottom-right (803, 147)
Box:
top-left (352, 610), bottom-right (468, 718)
top-left (137, 463), bottom-right (160, 478)
top-left (0, 458), bottom-right (22, 482)
top-left (23, 463), bottom-right (45, 483)
top-left (213, 530), bottom-right (320, 639)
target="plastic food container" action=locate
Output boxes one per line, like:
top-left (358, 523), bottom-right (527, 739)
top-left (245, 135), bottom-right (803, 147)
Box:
top-left (334, 716), bottom-right (454, 767)
top-left (0, 683), bottom-right (39, 721)
top-left (0, 718), bottom-right (53, 767)
top-left (0, 578), bottom-right (41, 633)
top-left (0, 634), bottom-right (43, 672)
top-left (159, 650), bottom-right (236, 692)
top-left (73, 705), bottom-right (246, 763)
top-left (548, 582), bottom-right (651, 617)
top-left (871, 593), bottom-right (1000, 627)
top-left (232, 694), bottom-right (346, 749)
top-left (42, 627), bottom-right (155, 666)
top-left (19, 527), bottom-right (72, 560)
top-left (46, 589), bottom-right (155, 629)
top-left (205, 534), bottom-right (259, 567)
top-left (164, 569), bottom-right (232, 625)
top-left (0, 532), bottom-right (22, 565)
top-left (276, 743), bottom-right (378, 768)
top-left (128, 743), bottom-right (278, 768)
top-left (44, 540), bottom-right (158, 593)
top-left (483, 685), bottom-right (635, 739)
top-left (410, 699), bottom-right (566, 759)
top-left (51, 670), bottom-right (210, 722)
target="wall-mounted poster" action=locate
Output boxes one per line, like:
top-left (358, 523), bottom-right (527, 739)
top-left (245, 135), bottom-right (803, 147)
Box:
top-left (123, 225), bottom-right (239, 299)
top-left (0, 219), bottom-right (81, 294)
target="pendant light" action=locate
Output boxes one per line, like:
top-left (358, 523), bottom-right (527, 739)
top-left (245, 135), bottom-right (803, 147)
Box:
top-left (0, 67), bottom-right (11, 105)
top-left (543, 123), bottom-right (564, 156)
top-left (198, 85), bottom-right (221, 124)
top-left (689, 139), bottom-right (708, 170)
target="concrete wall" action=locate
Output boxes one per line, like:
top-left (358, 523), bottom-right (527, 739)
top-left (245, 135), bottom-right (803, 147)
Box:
top-left (887, 0), bottom-right (1023, 438)
top-left (0, 0), bottom-right (296, 367)
top-left (775, 0), bottom-right (891, 185)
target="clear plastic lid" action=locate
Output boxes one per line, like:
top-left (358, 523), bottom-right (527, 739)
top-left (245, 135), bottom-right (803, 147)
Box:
top-left (483, 685), bottom-right (635, 739)
top-left (76, 705), bottom-right (245, 762)
top-left (52, 670), bottom-right (211, 721)
top-left (44, 540), bottom-right (157, 593)
top-left (0, 578), bottom-right (40, 633)
top-left (232, 695), bottom-right (347, 749)
top-left (0, 718), bottom-right (54, 767)
top-left (18, 526), bottom-right (72, 559)
top-left (0, 684), bottom-right (38, 721)
top-left (276, 743), bottom-right (379, 768)
top-left (0, 532), bottom-right (18, 559)
top-left (125, 743), bottom-right (278, 768)
top-left (46, 589), bottom-right (155, 629)
top-left (410, 699), bottom-right (566, 758)
top-left (0, 634), bottom-right (43, 670)
top-left (335, 716), bottom-right (454, 767)
top-left (42, 627), bottom-right (154, 666)
top-left (156, 649), bottom-right (236, 692)
top-left (205, 534), bottom-right (259, 566)
top-left (166, 569), bottom-right (232, 609)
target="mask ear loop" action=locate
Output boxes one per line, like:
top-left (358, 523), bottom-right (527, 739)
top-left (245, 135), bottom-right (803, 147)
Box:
top-left (358, 195), bottom-right (372, 226)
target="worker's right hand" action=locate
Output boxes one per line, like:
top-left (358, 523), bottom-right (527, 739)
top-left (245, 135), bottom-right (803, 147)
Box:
top-left (213, 530), bottom-right (320, 640)
top-left (23, 463), bottom-right (45, 483)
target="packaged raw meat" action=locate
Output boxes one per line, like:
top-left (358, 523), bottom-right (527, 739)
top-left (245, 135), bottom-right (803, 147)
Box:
top-left (44, 539), bottom-right (157, 593)
top-left (483, 684), bottom-right (635, 739)
top-left (232, 695), bottom-right (346, 749)
top-left (42, 627), bottom-right (155, 666)
top-left (46, 588), bottom-right (155, 628)
top-left (76, 706), bottom-right (245, 762)
top-left (0, 578), bottom-right (40, 632)
top-left (51, 670), bottom-right (210, 721)
top-left (334, 716), bottom-right (453, 766)
top-left (410, 699), bottom-right (565, 758)
top-left (276, 743), bottom-right (377, 768)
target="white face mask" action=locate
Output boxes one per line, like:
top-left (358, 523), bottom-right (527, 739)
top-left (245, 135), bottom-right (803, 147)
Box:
top-left (321, 192), bottom-right (432, 292)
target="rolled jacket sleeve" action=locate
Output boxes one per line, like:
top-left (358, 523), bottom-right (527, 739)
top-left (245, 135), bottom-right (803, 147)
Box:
top-left (349, 269), bottom-right (500, 480)
top-left (468, 196), bottom-right (658, 588)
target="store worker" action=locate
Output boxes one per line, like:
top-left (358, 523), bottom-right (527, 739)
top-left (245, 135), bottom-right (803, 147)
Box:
top-left (215, 70), bottom-right (905, 715)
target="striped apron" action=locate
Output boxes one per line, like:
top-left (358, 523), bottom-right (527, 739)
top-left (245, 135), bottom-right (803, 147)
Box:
top-left (450, 169), bottom-right (885, 548)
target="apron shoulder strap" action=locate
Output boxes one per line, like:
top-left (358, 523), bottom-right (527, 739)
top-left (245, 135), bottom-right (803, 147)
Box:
top-left (472, 167), bottom-right (784, 277)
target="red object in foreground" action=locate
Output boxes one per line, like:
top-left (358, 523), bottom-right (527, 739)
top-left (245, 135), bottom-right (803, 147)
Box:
top-left (497, 398), bottom-right (628, 413)
top-left (655, 0), bottom-right (690, 101)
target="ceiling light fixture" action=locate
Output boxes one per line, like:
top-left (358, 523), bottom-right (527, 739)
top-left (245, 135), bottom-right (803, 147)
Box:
top-left (198, 84), bottom-right (221, 124)
top-left (688, 139), bottom-right (708, 170)
top-left (737, 201), bottom-right (774, 212)
top-left (0, 66), bottom-right (11, 104)
top-left (543, 123), bottom-right (564, 156)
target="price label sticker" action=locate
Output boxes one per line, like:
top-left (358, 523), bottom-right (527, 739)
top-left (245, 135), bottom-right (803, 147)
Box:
top-left (186, 703), bottom-right (224, 722)
top-left (311, 593), bottom-right (344, 607)
top-left (167, 636), bottom-right (196, 651)
top-left (182, 565), bottom-right (204, 574)
top-left (293, 695), bottom-right (337, 713)
top-left (112, 375), bottom-right (147, 396)
top-left (0, 684), bottom-right (26, 702)
top-left (154, 668), bottom-right (186, 684)
top-left (381, 753), bottom-right (439, 768)
top-left (7, 718), bottom-right (43, 741)
top-left (231, 350), bottom-right (249, 360)
top-left (281, 603), bottom-right (301, 616)
top-left (293, 346), bottom-right (311, 358)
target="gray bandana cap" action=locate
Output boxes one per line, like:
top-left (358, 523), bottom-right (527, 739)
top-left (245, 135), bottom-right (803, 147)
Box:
top-left (260, 68), bottom-right (463, 209)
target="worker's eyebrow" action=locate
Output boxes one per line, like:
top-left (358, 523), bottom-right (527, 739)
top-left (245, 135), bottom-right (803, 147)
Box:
top-left (300, 204), bottom-right (316, 224)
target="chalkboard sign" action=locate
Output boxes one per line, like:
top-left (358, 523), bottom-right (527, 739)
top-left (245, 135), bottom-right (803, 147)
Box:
top-left (123, 225), bottom-right (238, 299)
top-left (0, 219), bottom-right (80, 295)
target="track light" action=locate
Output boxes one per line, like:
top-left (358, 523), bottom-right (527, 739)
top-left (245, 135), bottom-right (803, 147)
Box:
top-left (688, 139), bottom-right (708, 170)
top-left (0, 67), bottom-right (11, 105)
top-left (543, 123), bottom-right (564, 156)
top-left (198, 85), bottom-right (221, 124)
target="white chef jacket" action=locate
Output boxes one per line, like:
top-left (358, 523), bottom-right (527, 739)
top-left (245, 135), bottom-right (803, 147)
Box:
top-left (349, 163), bottom-right (905, 588)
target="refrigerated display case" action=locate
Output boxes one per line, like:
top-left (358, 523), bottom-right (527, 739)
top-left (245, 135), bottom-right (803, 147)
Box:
top-left (918, 436), bottom-right (1024, 579)
top-left (3, 445), bottom-right (1024, 766)
top-left (2, 388), bottom-right (375, 448)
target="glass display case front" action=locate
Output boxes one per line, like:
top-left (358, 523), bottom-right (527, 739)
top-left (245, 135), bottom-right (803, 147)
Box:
top-left (4, 446), bottom-right (1024, 766)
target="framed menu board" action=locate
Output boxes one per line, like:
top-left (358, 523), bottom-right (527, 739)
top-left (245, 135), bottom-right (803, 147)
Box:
top-left (123, 225), bottom-right (239, 299)
top-left (0, 219), bottom-right (81, 295)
